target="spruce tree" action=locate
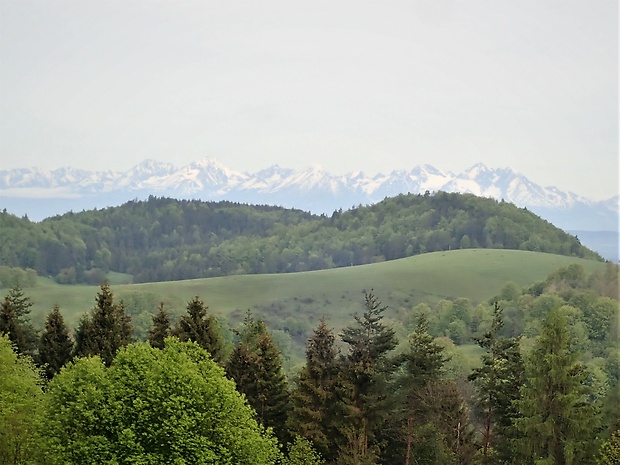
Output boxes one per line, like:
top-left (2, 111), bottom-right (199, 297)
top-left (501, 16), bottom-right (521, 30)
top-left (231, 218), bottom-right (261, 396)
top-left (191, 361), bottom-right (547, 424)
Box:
top-left (73, 283), bottom-right (133, 366)
top-left (517, 307), bottom-right (601, 465)
top-left (338, 291), bottom-right (398, 464)
top-left (172, 296), bottom-right (224, 363)
top-left (288, 317), bottom-right (342, 463)
top-left (39, 305), bottom-right (73, 379)
top-left (227, 312), bottom-right (290, 445)
top-left (397, 313), bottom-right (449, 465)
top-left (0, 285), bottom-right (37, 357)
top-left (148, 302), bottom-right (171, 349)
top-left (468, 303), bottom-right (525, 464)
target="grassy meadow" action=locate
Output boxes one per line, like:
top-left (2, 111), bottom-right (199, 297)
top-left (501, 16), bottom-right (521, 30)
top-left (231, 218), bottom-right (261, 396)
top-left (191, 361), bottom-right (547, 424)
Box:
top-left (11, 249), bottom-right (606, 333)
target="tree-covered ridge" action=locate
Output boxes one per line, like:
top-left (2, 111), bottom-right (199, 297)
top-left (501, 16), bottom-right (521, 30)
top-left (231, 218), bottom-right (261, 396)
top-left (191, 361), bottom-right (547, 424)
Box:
top-left (0, 192), bottom-right (601, 284)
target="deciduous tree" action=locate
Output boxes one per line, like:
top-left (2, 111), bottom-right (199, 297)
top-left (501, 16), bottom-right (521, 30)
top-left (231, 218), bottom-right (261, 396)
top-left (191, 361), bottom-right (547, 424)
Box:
top-left (40, 339), bottom-right (281, 464)
top-left (0, 334), bottom-right (43, 465)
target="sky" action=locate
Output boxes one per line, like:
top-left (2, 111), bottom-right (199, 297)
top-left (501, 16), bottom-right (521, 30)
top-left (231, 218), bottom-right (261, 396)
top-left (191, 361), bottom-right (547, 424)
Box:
top-left (0, 0), bottom-right (618, 200)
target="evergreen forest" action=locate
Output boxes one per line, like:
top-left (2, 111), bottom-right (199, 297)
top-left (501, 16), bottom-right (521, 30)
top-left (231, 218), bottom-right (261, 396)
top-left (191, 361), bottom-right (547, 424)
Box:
top-left (0, 191), bottom-right (601, 286)
top-left (1, 262), bottom-right (618, 464)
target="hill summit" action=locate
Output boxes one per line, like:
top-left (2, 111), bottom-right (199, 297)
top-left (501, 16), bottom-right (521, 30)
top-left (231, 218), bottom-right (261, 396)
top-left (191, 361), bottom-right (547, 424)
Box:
top-left (0, 192), bottom-right (602, 285)
top-left (1, 159), bottom-right (617, 232)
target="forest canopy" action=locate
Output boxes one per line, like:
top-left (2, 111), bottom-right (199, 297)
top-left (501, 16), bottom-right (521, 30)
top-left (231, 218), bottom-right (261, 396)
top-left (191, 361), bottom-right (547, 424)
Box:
top-left (0, 192), bottom-right (601, 284)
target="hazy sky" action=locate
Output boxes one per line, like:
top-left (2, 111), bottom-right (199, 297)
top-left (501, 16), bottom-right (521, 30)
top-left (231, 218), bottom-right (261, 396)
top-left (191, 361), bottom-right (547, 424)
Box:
top-left (0, 1), bottom-right (617, 200)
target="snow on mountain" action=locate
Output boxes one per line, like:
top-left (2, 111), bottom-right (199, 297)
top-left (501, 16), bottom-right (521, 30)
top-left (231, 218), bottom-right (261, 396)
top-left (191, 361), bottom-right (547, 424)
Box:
top-left (0, 159), bottom-right (617, 232)
top-left (240, 165), bottom-right (295, 191)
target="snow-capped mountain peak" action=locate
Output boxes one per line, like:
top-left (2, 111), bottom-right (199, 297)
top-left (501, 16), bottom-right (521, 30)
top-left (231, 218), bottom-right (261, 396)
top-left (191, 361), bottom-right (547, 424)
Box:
top-left (0, 159), bottom-right (617, 232)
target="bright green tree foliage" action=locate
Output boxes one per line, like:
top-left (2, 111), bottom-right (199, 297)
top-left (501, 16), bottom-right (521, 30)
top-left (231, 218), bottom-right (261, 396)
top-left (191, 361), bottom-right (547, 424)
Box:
top-left (517, 307), bottom-right (601, 465)
top-left (147, 302), bottom-right (171, 349)
top-left (38, 305), bottom-right (74, 379)
top-left (173, 296), bottom-right (224, 363)
top-left (597, 430), bottom-right (620, 465)
top-left (468, 304), bottom-right (524, 464)
top-left (0, 334), bottom-right (44, 465)
top-left (73, 283), bottom-right (133, 366)
top-left (227, 312), bottom-right (290, 445)
top-left (0, 285), bottom-right (37, 357)
top-left (283, 436), bottom-right (325, 465)
top-left (40, 339), bottom-right (281, 464)
top-left (288, 318), bottom-right (342, 463)
top-left (338, 291), bottom-right (398, 464)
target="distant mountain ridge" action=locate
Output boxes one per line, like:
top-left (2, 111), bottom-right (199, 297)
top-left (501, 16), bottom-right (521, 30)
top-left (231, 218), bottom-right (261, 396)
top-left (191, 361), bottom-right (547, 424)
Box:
top-left (1, 158), bottom-right (618, 233)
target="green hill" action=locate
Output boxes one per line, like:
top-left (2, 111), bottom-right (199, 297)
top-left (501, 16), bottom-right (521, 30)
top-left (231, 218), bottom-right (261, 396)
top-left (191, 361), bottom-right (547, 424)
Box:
top-left (0, 192), bottom-right (602, 285)
top-left (10, 249), bottom-right (605, 342)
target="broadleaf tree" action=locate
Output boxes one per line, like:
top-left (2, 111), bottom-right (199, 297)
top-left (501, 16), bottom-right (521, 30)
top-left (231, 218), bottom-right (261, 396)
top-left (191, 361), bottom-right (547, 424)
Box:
top-left (40, 339), bottom-right (282, 464)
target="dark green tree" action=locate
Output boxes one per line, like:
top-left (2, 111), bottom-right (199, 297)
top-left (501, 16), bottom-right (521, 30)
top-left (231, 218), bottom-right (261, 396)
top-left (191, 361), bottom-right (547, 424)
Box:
top-left (73, 283), bottom-right (133, 366)
top-left (38, 305), bottom-right (74, 379)
top-left (396, 313), bottom-right (449, 465)
top-left (517, 307), bottom-right (601, 465)
top-left (468, 303), bottom-right (525, 464)
top-left (227, 312), bottom-right (290, 445)
top-left (172, 295), bottom-right (224, 363)
top-left (288, 317), bottom-right (342, 463)
top-left (0, 285), bottom-right (37, 357)
top-left (147, 302), bottom-right (171, 349)
top-left (338, 291), bottom-right (398, 464)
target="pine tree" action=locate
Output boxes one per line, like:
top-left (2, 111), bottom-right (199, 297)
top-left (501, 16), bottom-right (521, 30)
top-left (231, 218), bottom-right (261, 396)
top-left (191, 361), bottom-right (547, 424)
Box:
top-left (517, 307), bottom-right (601, 465)
top-left (73, 283), bottom-right (133, 366)
top-left (288, 318), bottom-right (342, 463)
top-left (468, 303), bottom-right (524, 464)
top-left (338, 291), bottom-right (398, 464)
top-left (172, 296), bottom-right (224, 363)
top-left (227, 312), bottom-right (290, 444)
top-left (0, 285), bottom-right (37, 357)
top-left (148, 302), bottom-right (171, 349)
top-left (397, 313), bottom-right (449, 465)
top-left (38, 305), bottom-right (73, 379)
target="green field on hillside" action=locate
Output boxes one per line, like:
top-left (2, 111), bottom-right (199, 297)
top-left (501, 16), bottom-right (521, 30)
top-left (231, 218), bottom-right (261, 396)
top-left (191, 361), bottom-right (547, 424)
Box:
top-left (9, 249), bottom-right (606, 333)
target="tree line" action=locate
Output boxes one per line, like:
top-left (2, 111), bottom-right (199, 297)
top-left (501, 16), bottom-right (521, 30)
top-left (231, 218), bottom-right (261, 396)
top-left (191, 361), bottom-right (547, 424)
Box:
top-left (0, 192), bottom-right (601, 285)
top-left (1, 263), bottom-right (618, 464)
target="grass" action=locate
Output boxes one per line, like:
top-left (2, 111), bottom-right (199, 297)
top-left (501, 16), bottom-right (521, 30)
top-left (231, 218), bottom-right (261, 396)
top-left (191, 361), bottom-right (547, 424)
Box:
top-left (10, 249), bottom-right (605, 332)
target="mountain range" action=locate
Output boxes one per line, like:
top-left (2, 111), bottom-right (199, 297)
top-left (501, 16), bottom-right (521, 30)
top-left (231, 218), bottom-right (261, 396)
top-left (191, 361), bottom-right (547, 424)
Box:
top-left (1, 158), bottom-right (618, 237)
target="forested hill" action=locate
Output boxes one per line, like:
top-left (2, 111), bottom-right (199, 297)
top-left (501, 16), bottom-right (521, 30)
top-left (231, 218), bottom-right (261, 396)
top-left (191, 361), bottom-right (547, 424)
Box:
top-left (0, 191), bottom-right (602, 284)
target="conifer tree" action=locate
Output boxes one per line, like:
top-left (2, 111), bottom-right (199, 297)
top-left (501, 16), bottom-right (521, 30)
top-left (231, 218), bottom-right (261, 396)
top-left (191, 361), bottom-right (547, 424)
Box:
top-left (39, 305), bottom-right (73, 379)
top-left (227, 312), bottom-right (290, 445)
top-left (288, 317), bottom-right (342, 463)
top-left (468, 303), bottom-right (525, 464)
top-left (172, 296), bottom-right (224, 363)
top-left (73, 282), bottom-right (133, 366)
top-left (397, 313), bottom-right (449, 465)
top-left (517, 307), bottom-right (601, 465)
top-left (0, 285), bottom-right (37, 357)
top-left (148, 302), bottom-right (171, 349)
top-left (338, 291), bottom-right (398, 464)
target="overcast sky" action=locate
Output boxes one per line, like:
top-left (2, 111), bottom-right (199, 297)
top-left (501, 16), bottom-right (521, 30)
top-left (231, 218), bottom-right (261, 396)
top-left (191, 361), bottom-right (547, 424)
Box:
top-left (0, 0), bottom-right (617, 200)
